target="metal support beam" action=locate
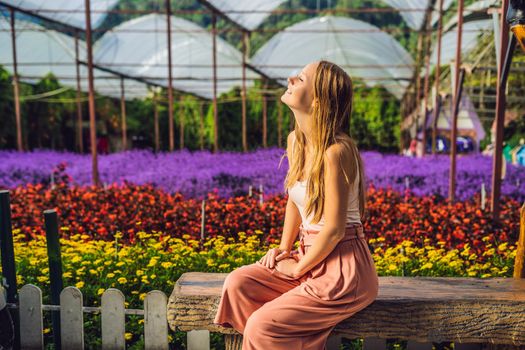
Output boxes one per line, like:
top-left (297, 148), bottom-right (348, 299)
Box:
top-left (212, 13), bottom-right (218, 152)
top-left (9, 9), bottom-right (22, 151)
top-left (432, 0), bottom-right (445, 155)
top-left (84, 0), bottom-right (99, 186)
top-left (166, 0), bottom-right (175, 152)
top-left (241, 31), bottom-right (248, 152)
top-left (74, 31), bottom-right (84, 153)
top-left (448, 0), bottom-right (464, 203)
top-left (491, 0), bottom-right (513, 222)
top-left (120, 77), bottom-right (127, 151)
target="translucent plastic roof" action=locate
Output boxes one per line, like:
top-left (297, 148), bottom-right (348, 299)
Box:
top-left (443, 0), bottom-right (498, 32)
top-left (93, 14), bottom-right (259, 99)
top-left (250, 16), bottom-right (414, 99)
top-left (429, 19), bottom-right (492, 67)
top-left (206, 0), bottom-right (286, 30)
top-left (1, 0), bottom-right (118, 30)
top-left (381, 0), bottom-right (453, 30)
top-left (0, 15), bottom-right (149, 100)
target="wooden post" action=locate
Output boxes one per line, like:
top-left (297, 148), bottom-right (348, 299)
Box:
top-left (9, 9), bottom-right (23, 151)
top-left (212, 13), bottom-right (219, 153)
top-left (241, 31), bottom-right (248, 152)
top-left (514, 202), bottom-right (525, 278)
top-left (84, 0), bottom-right (99, 186)
top-left (166, 0), bottom-right (175, 152)
top-left (120, 77), bottom-right (127, 151)
top-left (74, 31), bottom-right (84, 154)
top-left (0, 191), bottom-right (17, 305)
top-left (448, 0), bottom-right (464, 203)
top-left (44, 209), bottom-right (63, 350)
top-left (432, 0), bottom-right (444, 155)
top-left (0, 190), bottom-right (20, 348)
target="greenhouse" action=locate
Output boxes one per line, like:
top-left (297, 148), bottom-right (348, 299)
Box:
top-left (1, 0), bottom-right (525, 349)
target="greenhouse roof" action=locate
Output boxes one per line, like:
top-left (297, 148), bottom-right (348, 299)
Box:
top-left (429, 19), bottom-right (493, 67)
top-left (0, 0), bottom-right (118, 30)
top-left (0, 15), bottom-right (150, 100)
top-left (93, 13), bottom-right (259, 99)
top-left (205, 0), bottom-right (286, 30)
top-left (250, 16), bottom-right (414, 99)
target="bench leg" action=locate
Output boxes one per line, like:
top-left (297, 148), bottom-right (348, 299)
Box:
top-left (455, 344), bottom-right (482, 350)
top-left (407, 340), bottom-right (433, 350)
top-left (225, 334), bottom-right (243, 350)
top-left (187, 330), bottom-right (210, 350)
top-left (326, 333), bottom-right (343, 350)
top-left (363, 337), bottom-right (387, 350)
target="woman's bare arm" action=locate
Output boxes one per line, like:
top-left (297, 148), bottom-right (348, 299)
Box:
top-left (279, 131), bottom-right (302, 252)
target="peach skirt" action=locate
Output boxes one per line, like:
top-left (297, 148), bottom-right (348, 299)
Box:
top-left (213, 223), bottom-right (379, 350)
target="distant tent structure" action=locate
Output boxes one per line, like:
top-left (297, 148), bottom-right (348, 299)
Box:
top-left (417, 93), bottom-right (486, 152)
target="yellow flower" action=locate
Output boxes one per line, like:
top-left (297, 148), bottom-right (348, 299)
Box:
top-left (37, 276), bottom-right (48, 283)
top-left (139, 293), bottom-right (147, 301)
top-left (150, 274), bottom-right (156, 280)
top-left (107, 273), bottom-right (115, 279)
top-left (421, 262), bottom-right (433, 270)
top-left (161, 262), bottom-right (173, 269)
top-left (97, 288), bottom-right (105, 296)
top-left (63, 272), bottom-right (73, 278)
top-left (147, 258), bottom-right (158, 267)
top-left (125, 332), bottom-right (132, 340)
top-left (117, 277), bottom-right (127, 284)
top-left (75, 281), bottom-right (85, 289)
top-left (136, 270), bottom-right (144, 277)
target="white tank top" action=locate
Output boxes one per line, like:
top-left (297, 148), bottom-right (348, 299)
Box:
top-left (288, 136), bottom-right (362, 230)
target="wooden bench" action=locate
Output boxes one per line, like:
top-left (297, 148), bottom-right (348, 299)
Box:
top-left (167, 273), bottom-right (525, 350)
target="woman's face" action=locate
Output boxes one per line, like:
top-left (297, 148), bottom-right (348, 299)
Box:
top-left (281, 62), bottom-right (318, 114)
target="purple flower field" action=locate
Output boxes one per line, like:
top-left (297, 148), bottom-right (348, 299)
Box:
top-left (0, 148), bottom-right (523, 202)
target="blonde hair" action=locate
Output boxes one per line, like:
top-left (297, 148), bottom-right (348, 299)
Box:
top-left (280, 60), bottom-right (368, 224)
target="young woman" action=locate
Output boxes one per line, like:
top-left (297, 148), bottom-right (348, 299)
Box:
top-left (213, 60), bottom-right (379, 349)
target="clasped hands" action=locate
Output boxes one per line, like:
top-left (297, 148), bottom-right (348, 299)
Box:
top-left (257, 247), bottom-right (300, 279)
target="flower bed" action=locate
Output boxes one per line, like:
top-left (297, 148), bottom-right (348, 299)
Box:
top-left (6, 182), bottom-right (521, 256)
top-left (4, 228), bottom-right (516, 349)
top-left (1, 148), bottom-right (523, 202)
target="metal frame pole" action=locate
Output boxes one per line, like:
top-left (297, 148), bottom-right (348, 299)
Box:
top-left (241, 31), bottom-right (248, 152)
top-left (74, 31), bottom-right (84, 153)
top-left (448, 0), bottom-right (464, 202)
top-left (84, 0), bottom-right (99, 186)
top-left (9, 9), bottom-right (22, 151)
top-left (120, 77), bottom-right (127, 151)
top-left (491, 0), bottom-right (512, 222)
top-left (432, 0), bottom-right (444, 154)
top-left (166, 0), bottom-right (175, 152)
top-left (179, 95), bottom-right (184, 150)
top-left (212, 13), bottom-right (218, 152)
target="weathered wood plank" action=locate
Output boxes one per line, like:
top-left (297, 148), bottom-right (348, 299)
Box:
top-left (102, 288), bottom-right (125, 350)
top-left (187, 330), bottom-right (210, 350)
top-left (167, 273), bottom-right (525, 345)
top-left (19, 284), bottom-right (43, 349)
top-left (144, 290), bottom-right (168, 350)
top-left (60, 286), bottom-right (84, 349)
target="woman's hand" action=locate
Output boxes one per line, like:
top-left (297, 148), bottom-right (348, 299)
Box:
top-left (274, 257), bottom-right (299, 279)
top-left (257, 247), bottom-right (290, 269)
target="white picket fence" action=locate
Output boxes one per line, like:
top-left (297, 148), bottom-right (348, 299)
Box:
top-left (8, 284), bottom-right (168, 349)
